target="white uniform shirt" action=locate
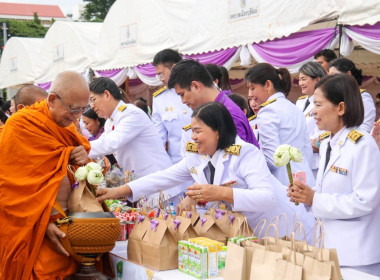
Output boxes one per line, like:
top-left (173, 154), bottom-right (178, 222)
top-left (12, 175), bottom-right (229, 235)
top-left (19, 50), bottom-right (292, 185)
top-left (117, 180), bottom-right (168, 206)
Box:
top-left (296, 95), bottom-right (321, 171)
top-left (311, 127), bottom-right (380, 266)
top-left (128, 136), bottom-right (316, 237)
top-left (258, 92), bottom-right (315, 187)
top-left (152, 87), bottom-right (192, 163)
top-left (248, 115), bottom-right (259, 141)
top-left (89, 101), bottom-right (182, 199)
top-left (361, 90), bottom-right (376, 133)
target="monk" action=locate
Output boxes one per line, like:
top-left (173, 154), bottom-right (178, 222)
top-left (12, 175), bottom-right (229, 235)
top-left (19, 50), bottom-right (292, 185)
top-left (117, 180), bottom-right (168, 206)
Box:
top-left (0, 85), bottom-right (47, 137)
top-left (0, 71), bottom-right (91, 279)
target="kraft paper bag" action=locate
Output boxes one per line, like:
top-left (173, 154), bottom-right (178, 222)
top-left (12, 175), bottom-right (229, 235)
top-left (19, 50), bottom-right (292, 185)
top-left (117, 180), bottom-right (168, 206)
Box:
top-left (302, 255), bottom-right (332, 280)
top-left (274, 258), bottom-right (302, 280)
top-left (228, 213), bottom-right (254, 238)
top-left (127, 215), bottom-right (150, 264)
top-left (142, 218), bottom-right (178, 271)
top-left (250, 248), bottom-right (283, 280)
top-left (194, 214), bottom-right (227, 244)
top-left (167, 216), bottom-right (198, 242)
top-left (68, 180), bottom-right (103, 213)
top-left (181, 210), bottom-right (200, 227)
top-left (224, 242), bottom-right (247, 280)
top-left (67, 165), bottom-right (103, 213)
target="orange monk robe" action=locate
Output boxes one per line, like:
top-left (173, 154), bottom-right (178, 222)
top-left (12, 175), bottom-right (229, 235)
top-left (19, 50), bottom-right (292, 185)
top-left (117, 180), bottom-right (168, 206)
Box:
top-left (0, 100), bottom-right (91, 280)
top-left (0, 124), bottom-right (3, 138)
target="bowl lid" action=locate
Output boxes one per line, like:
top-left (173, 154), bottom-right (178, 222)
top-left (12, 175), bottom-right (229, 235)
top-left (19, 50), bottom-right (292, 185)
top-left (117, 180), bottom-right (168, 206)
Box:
top-left (69, 212), bottom-right (116, 219)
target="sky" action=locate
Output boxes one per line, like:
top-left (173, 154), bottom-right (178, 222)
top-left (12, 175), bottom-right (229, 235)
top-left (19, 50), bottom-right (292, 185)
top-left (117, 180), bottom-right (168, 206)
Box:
top-left (2, 0), bottom-right (85, 15)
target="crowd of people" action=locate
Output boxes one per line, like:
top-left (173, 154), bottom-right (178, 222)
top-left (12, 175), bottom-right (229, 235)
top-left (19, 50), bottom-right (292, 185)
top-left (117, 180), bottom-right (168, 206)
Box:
top-left (0, 48), bottom-right (380, 279)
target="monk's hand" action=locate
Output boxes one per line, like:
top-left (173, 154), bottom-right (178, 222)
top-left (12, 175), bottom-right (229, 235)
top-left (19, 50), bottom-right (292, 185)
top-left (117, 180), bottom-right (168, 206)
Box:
top-left (96, 185), bottom-right (131, 202)
top-left (287, 181), bottom-right (315, 206)
top-left (46, 222), bottom-right (69, 256)
top-left (186, 183), bottom-right (225, 202)
top-left (69, 146), bottom-right (88, 166)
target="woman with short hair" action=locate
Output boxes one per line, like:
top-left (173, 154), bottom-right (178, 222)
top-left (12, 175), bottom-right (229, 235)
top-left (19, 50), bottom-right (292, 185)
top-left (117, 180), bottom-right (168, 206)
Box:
top-left (96, 102), bottom-right (315, 236)
top-left (289, 74), bottom-right (380, 276)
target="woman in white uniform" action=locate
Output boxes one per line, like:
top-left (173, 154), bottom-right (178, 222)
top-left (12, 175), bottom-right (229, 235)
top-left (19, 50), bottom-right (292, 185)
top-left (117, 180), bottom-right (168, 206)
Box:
top-left (245, 63), bottom-right (315, 187)
top-left (296, 62), bottom-right (326, 177)
top-left (97, 102), bottom-right (315, 237)
top-left (328, 58), bottom-right (376, 133)
top-left (289, 74), bottom-right (380, 276)
top-left (88, 77), bottom-right (183, 203)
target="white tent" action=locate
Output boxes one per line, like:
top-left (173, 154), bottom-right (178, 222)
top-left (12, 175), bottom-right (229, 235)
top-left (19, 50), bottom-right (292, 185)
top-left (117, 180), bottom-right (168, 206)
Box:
top-left (0, 37), bottom-right (43, 88)
top-left (91, 0), bottom-right (197, 70)
top-left (35, 21), bottom-right (102, 86)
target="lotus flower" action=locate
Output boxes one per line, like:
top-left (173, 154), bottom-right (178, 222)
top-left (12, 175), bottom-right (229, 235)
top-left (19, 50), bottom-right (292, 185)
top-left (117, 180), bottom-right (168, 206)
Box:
top-left (87, 170), bottom-right (104, 185)
top-left (74, 166), bottom-right (88, 181)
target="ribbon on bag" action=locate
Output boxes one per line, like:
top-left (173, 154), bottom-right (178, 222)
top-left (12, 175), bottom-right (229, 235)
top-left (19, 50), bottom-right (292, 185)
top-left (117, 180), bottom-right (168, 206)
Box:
top-left (187, 212), bottom-right (192, 219)
top-left (137, 215), bottom-right (145, 223)
top-left (215, 209), bottom-right (226, 220)
top-left (228, 214), bottom-right (235, 224)
top-left (150, 220), bottom-right (159, 231)
top-left (173, 219), bottom-right (181, 230)
top-left (201, 217), bottom-right (207, 226)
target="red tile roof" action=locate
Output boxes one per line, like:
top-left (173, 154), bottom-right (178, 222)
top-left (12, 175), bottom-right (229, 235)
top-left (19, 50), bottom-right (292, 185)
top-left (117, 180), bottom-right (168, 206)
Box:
top-left (0, 2), bottom-right (66, 18)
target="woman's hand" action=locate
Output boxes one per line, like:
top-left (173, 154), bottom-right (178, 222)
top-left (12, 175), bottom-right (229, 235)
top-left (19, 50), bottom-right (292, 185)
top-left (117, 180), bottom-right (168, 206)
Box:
top-left (372, 122), bottom-right (380, 150)
top-left (186, 182), bottom-right (232, 203)
top-left (96, 185), bottom-right (131, 202)
top-left (287, 181), bottom-right (315, 206)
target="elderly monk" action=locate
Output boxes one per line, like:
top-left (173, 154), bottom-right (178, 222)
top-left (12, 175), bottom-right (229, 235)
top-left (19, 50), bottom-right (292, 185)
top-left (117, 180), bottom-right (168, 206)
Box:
top-left (0, 71), bottom-right (91, 279)
top-left (0, 85), bottom-right (48, 137)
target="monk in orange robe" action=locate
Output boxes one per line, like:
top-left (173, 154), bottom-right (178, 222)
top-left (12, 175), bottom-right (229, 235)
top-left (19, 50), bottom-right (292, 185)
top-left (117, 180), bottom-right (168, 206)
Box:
top-left (0, 71), bottom-right (91, 279)
top-left (0, 84), bottom-right (48, 138)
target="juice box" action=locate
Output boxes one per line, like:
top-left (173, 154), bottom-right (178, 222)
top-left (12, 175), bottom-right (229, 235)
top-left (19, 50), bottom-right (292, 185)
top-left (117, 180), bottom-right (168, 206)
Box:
top-left (188, 243), bottom-right (208, 279)
top-left (178, 240), bottom-right (191, 274)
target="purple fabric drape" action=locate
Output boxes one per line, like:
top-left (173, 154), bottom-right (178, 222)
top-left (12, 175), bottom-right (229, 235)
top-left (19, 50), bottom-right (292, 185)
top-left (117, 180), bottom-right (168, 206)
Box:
top-left (230, 78), bottom-right (243, 85)
top-left (129, 78), bottom-right (143, 86)
top-left (37, 81), bottom-right (51, 91)
top-left (251, 28), bottom-right (337, 66)
top-left (96, 68), bottom-right (124, 78)
top-left (135, 63), bottom-right (157, 77)
top-left (183, 47), bottom-right (239, 66)
top-left (348, 22), bottom-right (380, 40)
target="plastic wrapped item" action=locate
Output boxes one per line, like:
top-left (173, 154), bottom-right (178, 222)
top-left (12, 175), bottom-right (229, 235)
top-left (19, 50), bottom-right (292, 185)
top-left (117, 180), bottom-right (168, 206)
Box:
top-left (105, 165), bottom-right (126, 188)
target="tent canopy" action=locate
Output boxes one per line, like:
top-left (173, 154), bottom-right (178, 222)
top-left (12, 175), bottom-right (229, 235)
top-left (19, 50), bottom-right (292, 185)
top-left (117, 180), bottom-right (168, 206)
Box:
top-left (35, 21), bottom-right (102, 84)
top-left (0, 37), bottom-right (43, 88)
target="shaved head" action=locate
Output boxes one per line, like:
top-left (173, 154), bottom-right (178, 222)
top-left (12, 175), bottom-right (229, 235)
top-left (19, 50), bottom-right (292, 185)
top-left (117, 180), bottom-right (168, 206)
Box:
top-left (48, 71), bottom-right (90, 127)
top-left (51, 71), bottom-right (89, 99)
top-left (14, 85), bottom-right (48, 112)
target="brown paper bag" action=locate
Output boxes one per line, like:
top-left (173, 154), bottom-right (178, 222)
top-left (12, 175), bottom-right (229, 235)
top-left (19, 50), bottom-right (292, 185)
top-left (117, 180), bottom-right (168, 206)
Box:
top-left (180, 209), bottom-right (200, 227)
top-left (141, 218), bottom-right (178, 271)
top-left (167, 216), bottom-right (197, 242)
top-left (302, 255), bottom-right (332, 280)
top-left (194, 214), bottom-right (227, 244)
top-left (67, 165), bottom-right (103, 213)
top-left (228, 213), bottom-right (254, 238)
top-left (127, 215), bottom-right (150, 264)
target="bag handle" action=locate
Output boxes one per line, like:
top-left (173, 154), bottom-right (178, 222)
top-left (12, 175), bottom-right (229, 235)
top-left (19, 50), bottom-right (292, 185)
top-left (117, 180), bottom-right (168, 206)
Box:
top-left (252, 219), bottom-right (266, 239)
top-left (263, 223), bottom-right (279, 247)
top-left (293, 221), bottom-right (311, 253)
top-left (52, 201), bottom-right (101, 263)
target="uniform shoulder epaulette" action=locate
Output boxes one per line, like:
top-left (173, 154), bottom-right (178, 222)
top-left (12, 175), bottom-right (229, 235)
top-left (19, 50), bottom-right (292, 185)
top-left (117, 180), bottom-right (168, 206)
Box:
top-left (360, 89), bottom-right (366, 94)
top-left (118, 105), bottom-right (127, 112)
top-left (319, 131), bottom-right (331, 141)
top-left (298, 95), bottom-right (307, 100)
top-left (347, 129), bottom-right (364, 144)
top-left (152, 87), bottom-right (167, 98)
top-left (183, 124), bottom-right (191, 131)
top-left (248, 115), bottom-right (257, 121)
top-left (259, 98), bottom-right (276, 108)
top-left (185, 141), bottom-right (198, 153)
top-left (225, 144), bottom-right (242, 156)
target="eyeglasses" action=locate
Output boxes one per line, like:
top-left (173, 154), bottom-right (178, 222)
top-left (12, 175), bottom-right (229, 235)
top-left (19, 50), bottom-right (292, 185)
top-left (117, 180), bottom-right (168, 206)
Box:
top-left (156, 72), bottom-right (165, 80)
top-left (52, 91), bottom-right (89, 114)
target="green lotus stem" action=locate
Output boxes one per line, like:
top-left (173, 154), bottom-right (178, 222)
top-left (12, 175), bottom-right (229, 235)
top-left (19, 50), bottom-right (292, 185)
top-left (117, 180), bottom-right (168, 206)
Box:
top-left (287, 162), bottom-right (299, 206)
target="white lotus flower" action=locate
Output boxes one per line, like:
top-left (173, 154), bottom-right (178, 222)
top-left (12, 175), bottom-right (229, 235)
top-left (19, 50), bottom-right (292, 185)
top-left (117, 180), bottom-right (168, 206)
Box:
top-left (290, 147), bottom-right (303, 162)
top-left (273, 144), bottom-right (291, 166)
top-left (87, 170), bottom-right (104, 185)
top-left (86, 162), bottom-right (103, 172)
top-left (75, 166), bottom-right (88, 181)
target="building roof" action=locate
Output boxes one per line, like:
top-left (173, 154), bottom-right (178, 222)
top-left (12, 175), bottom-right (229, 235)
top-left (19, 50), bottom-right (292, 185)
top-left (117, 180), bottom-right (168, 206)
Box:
top-left (0, 2), bottom-right (66, 18)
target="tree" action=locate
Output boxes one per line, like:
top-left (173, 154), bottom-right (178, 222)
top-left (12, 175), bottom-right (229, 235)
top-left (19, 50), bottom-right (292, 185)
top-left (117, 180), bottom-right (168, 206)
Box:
top-left (83, 0), bottom-right (116, 22)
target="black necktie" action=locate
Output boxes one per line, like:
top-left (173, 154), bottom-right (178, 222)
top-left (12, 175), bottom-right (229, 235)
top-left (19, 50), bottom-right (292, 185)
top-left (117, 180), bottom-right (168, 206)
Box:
top-left (208, 161), bottom-right (215, 184)
top-left (324, 142), bottom-right (332, 172)
top-left (303, 99), bottom-right (310, 112)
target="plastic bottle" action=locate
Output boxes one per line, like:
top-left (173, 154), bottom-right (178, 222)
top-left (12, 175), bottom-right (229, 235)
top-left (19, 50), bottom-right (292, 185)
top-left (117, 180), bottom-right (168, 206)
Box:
top-left (169, 202), bottom-right (176, 216)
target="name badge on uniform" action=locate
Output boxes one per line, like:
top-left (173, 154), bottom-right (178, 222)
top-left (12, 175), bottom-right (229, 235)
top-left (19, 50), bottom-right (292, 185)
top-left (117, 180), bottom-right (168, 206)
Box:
top-left (220, 180), bottom-right (237, 187)
top-left (330, 165), bottom-right (348, 176)
top-left (189, 167), bottom-right (197, 175)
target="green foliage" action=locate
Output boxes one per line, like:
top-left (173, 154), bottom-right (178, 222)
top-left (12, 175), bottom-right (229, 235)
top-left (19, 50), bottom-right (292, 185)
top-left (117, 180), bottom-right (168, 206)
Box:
top-left (3, 14), bottom-right (47, 38)
top-left (83, 0), bottom-right (116, 22)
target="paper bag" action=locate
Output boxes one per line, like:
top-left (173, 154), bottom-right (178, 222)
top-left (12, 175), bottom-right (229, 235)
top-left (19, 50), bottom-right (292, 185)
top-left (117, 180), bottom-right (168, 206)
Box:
top-left (224, 242), bottom-right (247, 280)
top-left (274, 258), bottom-right (302, 280)
top-left (68, 180), bottom-right (103, 213)
top-left (167, 216), bottom-right (198, 242)
top-left (181, 210), bottom-right (200, 227)
top-left (194, 214), bottom-right (227, 244)
top-left (228, 213), bottom-right (254, 238)
top-left (302, 255), bottom-right (332, 280)
top-left (127, 215), bottom-right (150, 264)
top-left (67, 165), bottom-right (103, 213)
top-left (142, 218), bottom-right (178, 270)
